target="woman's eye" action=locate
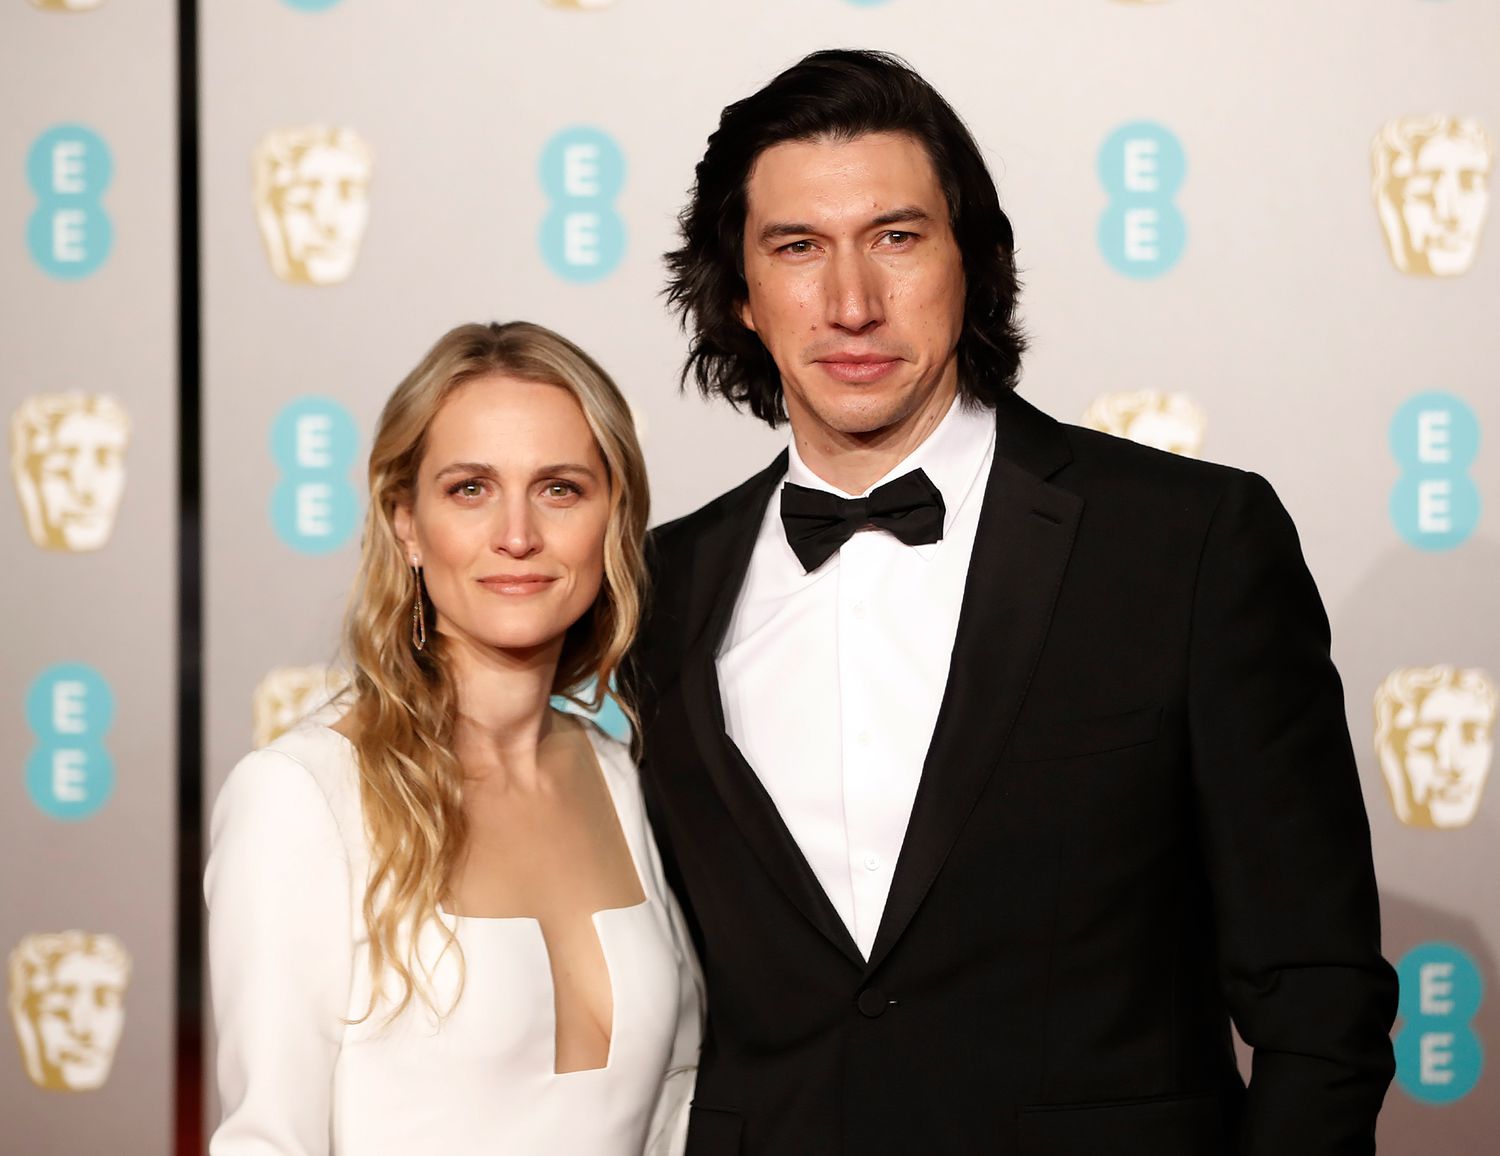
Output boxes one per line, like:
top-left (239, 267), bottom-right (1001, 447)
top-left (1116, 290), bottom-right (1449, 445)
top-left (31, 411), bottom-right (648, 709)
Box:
top-left (545, 482), bottom-right (581, 499)
top-left (447, 479), bottom-right (487, 499)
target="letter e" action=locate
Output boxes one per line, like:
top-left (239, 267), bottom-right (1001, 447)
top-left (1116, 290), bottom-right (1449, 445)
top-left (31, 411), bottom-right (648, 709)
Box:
top-left (1419, 961), bottom-right (1456, 1015)
top-left (52, 749), bottom-right (88, 804)
top-left (1417, 479), bottom-right (1452, 534)
top-left (1416, 410), bottom-right (1452, 465)
top-left (1123, 139), bottom-right (1160, 193)
top-left (564, 212), bottom-right (601, 266)
top-left (562, 144), bottom-right (601, 198)
top-left (52, 680), bottom-right (88, 735)
top-left (295, 414), bottom-right (333, 469)
top-left (52, 141), bottom-right (87, 195)
top-left (1420, 1031), bottom-right (1456, 1085)
top-left (52, 209), bottom-right (86, 263)
top-left (1124, 207), bottom-right (1160, 262)
top-left (295, 482), bottom-right (332, 537)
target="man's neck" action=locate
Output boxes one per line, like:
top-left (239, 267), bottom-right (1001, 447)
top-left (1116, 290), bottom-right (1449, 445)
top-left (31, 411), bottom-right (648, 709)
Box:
top-left (789, 386), bottom-right (959, 496)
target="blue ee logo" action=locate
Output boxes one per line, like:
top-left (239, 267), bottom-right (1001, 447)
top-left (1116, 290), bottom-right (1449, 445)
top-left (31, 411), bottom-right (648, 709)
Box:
top-left (1098, 121), bottom-right (1186, 278)
top-left (1390, 392), bottom-right (1481, 551)
top-left (281, 0), bottom-right (344, 11)
top-left (270, 397), bottom-right (359, 554)
top-left (540, 127), bottom-right (625, 283)
top-left (1395, 942), bottom-right (1484, 1104)
top-left (26, 664), bottom-right (116, 821)
top-left (27, 124), bottom-right (113, 279)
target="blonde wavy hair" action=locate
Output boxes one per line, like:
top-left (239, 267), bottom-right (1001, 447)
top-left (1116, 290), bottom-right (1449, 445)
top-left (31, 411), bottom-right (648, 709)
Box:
top-left (341, 321), bottom-right (649, 1021)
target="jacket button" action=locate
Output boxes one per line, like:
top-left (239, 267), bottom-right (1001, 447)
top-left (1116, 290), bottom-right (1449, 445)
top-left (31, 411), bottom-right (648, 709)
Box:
top-left (857, 988), bottom-right (889, 1018)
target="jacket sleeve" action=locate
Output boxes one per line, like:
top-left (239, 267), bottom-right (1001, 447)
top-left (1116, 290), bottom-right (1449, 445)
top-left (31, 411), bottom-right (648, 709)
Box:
top-left (1187, 469), bottom-right (1397, 1155)
top-left (204, 749), bottom-right (355, 1156)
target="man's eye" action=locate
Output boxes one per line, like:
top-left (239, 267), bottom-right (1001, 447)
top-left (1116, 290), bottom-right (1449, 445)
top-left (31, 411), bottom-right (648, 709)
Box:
top-left (884, 231), bottom-right (914, 245)
top-left (780, 240), bottom-right (815, 255)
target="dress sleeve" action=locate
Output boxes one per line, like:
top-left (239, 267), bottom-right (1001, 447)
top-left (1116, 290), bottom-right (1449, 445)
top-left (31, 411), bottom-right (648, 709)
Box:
top-left (204, 748), bottom-right (355, 1156)
top-left (639, 772), bottom-right (704, 1156)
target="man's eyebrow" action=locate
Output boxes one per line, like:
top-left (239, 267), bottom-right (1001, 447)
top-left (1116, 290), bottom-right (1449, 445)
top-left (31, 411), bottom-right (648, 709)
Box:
top-left (758, 221), bottom-right (817, 244)
top-left (757, 206), bottom-right (935, 246)
top-left (871, 206), bottom-right (933, 228)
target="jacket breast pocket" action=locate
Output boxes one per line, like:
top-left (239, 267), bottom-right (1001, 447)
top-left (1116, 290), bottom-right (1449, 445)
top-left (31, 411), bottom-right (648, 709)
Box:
top-left (684, 1105), bottom-right (743, 1155)
top-left (1016, 1091), bottom-right (1226, 1156)
top-left (1005, 703), bottom-right (1162, 763)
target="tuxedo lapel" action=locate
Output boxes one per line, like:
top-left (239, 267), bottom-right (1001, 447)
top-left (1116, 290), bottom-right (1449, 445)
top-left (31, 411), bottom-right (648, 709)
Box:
top-left (866, 392), bottom-right (1082, 974)
top-left (677, 451), bottom-right (865, 967)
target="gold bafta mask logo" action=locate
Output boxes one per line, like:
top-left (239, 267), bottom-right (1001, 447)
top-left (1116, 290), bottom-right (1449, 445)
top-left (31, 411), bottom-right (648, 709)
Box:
top-left (8, 932), bottom-right (130, 1092)
top-left (1081, 390), bottom-right (1205, 457)
top-left (254, 126), bottom-right (373, 286)
top-left (252, 665), bottom-right (345, 747)
top-left (1372, 116), bottom-right (1492, 277)
top-left (1375, 666), bottom-right (1497, 830)
top-left (29, 0), bottom-right (108, 10)
top-left (10, 393), bottom-right (130, 552)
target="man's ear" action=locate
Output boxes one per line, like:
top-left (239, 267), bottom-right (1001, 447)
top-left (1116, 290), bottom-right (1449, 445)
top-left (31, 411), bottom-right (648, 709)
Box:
top-left (737, 297), bottom-right (757, 334)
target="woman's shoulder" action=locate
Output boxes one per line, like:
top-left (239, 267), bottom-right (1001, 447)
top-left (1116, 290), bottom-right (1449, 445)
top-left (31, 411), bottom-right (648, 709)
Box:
top-left (216, 725), bottom-right (364, 845)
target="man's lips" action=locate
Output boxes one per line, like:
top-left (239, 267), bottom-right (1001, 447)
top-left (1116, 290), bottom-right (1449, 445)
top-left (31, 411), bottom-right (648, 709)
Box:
top-left (476, 574), bottom-right (557, 595)
top-left (815, 353), bottom-right (903, 384)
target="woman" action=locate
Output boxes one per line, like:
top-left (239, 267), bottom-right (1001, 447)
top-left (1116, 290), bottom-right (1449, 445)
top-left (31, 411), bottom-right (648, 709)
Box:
top-left (205, 322), bottom-right (700, 1155)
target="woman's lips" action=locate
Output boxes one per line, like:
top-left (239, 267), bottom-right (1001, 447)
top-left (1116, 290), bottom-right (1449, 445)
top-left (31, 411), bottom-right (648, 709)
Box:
top-left (477, 575), bottom-right (556, 596)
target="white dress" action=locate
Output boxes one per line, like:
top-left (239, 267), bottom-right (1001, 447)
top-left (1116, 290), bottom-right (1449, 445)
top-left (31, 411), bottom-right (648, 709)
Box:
top-left (205, 722), bottom-right (702, 1156)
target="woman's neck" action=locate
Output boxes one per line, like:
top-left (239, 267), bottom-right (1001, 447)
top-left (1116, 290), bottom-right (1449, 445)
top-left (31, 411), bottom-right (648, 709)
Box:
top-left (444, 632), bottom-right (567, 790)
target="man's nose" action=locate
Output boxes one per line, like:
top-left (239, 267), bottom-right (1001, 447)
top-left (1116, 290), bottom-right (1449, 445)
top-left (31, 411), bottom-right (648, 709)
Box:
top-left (825, 249), bottom-right (884, 334)
top-left (493, 494), bottom-right (542, 558)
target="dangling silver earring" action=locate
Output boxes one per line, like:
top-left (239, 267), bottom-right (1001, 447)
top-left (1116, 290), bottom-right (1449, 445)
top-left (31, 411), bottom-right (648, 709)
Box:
top-left (410, 561), bottom-right (427, 651)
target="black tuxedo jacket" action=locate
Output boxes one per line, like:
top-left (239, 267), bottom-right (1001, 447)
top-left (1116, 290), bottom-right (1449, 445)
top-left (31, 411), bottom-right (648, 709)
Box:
top-left (631, 391), bottom-right (1396, 1156)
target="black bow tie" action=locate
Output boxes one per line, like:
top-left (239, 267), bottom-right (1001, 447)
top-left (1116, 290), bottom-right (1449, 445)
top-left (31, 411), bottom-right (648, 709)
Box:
top-left (779, 468), bottom-right (946, 572)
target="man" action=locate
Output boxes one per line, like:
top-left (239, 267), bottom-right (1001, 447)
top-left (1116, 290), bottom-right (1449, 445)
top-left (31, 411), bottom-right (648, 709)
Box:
top-left (633, 49), bottom-right (1396, 1155)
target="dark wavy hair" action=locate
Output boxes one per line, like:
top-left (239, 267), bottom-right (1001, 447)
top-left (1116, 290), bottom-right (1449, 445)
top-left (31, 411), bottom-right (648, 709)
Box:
top-left (663, 49), bottom-right (1026, 426)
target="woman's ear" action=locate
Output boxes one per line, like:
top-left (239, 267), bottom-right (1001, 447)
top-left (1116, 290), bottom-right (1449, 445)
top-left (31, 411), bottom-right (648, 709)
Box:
top-left (393, 502), bottom-right (417, 565)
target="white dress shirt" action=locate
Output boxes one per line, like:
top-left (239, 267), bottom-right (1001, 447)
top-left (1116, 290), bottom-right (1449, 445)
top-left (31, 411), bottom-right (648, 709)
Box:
top-left (205, 722), bottom-right (701, 1156)
top-left (717, 399), bottom-right (996, 958)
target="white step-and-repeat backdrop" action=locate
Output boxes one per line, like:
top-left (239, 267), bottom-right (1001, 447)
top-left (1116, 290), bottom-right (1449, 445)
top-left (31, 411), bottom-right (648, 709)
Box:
top-left (5, 1), bottom-right (1496, 1151)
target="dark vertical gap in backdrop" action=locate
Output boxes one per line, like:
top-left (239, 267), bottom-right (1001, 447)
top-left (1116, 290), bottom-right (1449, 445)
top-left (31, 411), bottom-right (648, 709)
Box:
top-left (175, 0), bottom-right (204, 1152)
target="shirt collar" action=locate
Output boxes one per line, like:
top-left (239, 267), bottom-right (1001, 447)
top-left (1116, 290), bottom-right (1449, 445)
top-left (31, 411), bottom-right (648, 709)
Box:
top-left (783, 396), bottom-right (996, 561)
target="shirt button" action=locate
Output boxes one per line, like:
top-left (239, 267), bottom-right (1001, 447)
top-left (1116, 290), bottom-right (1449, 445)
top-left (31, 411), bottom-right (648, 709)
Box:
top-left (863, 853), bottom-right (881, 872)
top-left (853, 600), bottom-right (867, 618)
top-left (856, 731), bottom-right (871, 746)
